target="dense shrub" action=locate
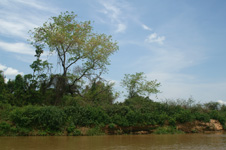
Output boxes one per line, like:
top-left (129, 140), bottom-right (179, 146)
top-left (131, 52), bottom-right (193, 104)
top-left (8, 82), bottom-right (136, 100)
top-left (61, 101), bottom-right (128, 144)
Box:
top-left (112, 114), bottom-right (129, 126)
top-left (86, 126), bottom-right (104, 136)
top-left (10, 106), bottom-right (66, 131)
top-left (64, 105), bottom-right (110, 126)
top-left (0, 121), bottom-right (11, 135)
top-left (209, 110), bottom-right (226, 125)
top-left (10, 105), bottom-right (40, 128)
top-left (194, 112), bottom-right (210, 122)
top-left (176, 109), bottom-right (194, 123)
top-left (38, 106), bottom-right (66, 130)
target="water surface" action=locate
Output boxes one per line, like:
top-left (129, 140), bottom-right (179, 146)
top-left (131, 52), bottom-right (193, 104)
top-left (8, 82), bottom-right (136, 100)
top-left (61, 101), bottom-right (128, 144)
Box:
top-left (1, 134), bottom-right (226, 150)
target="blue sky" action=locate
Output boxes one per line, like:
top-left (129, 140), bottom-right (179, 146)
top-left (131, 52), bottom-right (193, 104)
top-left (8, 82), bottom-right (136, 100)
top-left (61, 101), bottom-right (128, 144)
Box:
top-left (0, 0), bottom-right (226, 103)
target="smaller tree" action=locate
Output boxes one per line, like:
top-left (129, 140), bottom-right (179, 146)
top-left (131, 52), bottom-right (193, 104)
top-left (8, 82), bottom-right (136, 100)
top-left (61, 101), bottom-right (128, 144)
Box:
top-left (121, 72), bottom-right (160, 98)
top-left (83, 79), bottom-right (118, 106)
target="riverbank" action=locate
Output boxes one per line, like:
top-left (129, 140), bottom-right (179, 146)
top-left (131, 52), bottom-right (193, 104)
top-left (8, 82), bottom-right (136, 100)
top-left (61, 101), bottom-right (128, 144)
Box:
top-left (1, 97), bottom-right (226, 136)
top-left (0, 119), bottom-right (225, 136)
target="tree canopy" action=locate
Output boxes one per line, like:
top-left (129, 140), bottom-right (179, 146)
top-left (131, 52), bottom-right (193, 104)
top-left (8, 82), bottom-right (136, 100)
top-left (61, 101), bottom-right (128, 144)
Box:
top-left (29, 11), bottom-right (118, 102)
top-left (121, 72), bottom-right (161, 98)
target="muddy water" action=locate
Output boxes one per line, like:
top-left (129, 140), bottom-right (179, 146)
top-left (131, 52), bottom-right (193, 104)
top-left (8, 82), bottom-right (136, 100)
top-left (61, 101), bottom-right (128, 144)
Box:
top-left (1, 134), bottom-right (226, 150)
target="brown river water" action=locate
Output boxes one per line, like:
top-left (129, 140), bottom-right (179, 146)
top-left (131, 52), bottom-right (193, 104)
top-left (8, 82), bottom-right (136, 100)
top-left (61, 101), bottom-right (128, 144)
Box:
top-left (1, 134), bottom-right (226, 150)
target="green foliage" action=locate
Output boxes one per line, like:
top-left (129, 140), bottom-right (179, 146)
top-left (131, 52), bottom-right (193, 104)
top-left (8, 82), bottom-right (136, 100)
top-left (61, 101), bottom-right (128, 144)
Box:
top-left (16, 127), bottom-right (31, 136)
top-left (205, 102), bottom-right (220, 111)
top-left (66, 124), bottom-right (81, 136)
top-left (80, 106), bottom-right (110, 126)
top-left (10, 105), bottom-right (40, 128)
top-left (194, 112), bottom-right (210, 122)
top-left (121, 72), bottom-right (160, 98)
top-left (168, 117), bottom-right (176, 126)
top-left (209, 110), bottom-right (226, 125)
top-left (64, 105), bottom-right (110, 126)
top-left (10, 106), bottom-right (66, 131)
top-left (73, 129), bottom-right (82, 136)
top-left (175, 109), bottom-right (194, 123)
top-left (112, 114), bottom-right (129, 127)
top-left (108, 123), bottom-right (116, 129)
top-left (0, 122), bottom-right (11, 135)
top-left (83, 80), bottom-right (118, 106)
top-left (86, 126), bottom-right (104, 136)
top-left (38, 106), bottom-right (66, 130)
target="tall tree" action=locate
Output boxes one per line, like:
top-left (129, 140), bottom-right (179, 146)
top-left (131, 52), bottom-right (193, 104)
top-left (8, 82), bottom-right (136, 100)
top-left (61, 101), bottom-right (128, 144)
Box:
top-left (29, 11), bottom-right (118, 104)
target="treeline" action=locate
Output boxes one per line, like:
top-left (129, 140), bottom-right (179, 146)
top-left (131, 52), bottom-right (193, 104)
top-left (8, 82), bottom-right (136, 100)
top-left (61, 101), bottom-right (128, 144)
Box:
top-left (0, 73), bottom-right (116, 106)
top-left (1, 73), bottom-right (226, 136)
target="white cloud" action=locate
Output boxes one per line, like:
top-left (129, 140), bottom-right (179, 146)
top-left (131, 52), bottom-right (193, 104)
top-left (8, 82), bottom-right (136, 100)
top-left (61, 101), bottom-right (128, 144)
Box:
top-left (218, 100), bottom-right (226, 105)
top-left (0, 41), bottom-right (34, 55)
top-left (0, 64), bottom-right (7, 70)
top-left (145, 33), bottom-right (165, 45)
top-left (4, 78), bottom-right (9, 83)
top-left (4, 67), bottom-right (23, 76)
top-left (0, 63), bottom-right (23, 77)
top-left (142, 24), bottom-right (152, 31)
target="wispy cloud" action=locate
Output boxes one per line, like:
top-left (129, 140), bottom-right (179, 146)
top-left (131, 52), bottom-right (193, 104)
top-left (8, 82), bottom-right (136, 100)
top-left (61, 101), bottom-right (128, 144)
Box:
top-left (96, 0), bottom-right (158, 35)
top-left (13, 0), bottom-right (57, 13)
top-left (116, 23), bottom-right (127, 33)
top-left (142, 24), bottom-right (152, 31)
top-left (0, 0), bottom-right (58, 67)
top-left (145, 33), bottom-right (165, 45)
top-left (0, 41), bottom-right (34, 55)
top-left (97, 0), bottom-right (128, 33)
top-left (0, 0), bottom-right (58, 39)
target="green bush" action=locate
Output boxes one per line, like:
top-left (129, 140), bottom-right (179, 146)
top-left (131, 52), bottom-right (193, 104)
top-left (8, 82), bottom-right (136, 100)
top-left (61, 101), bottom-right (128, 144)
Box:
top-left (176, 109), bottom-right (194, 123)
top-left (16, 127), bottom-right (31, 136)
top-left (72, 129), bottom-right (81, 136)
top-left (126, 110), bottom-right (140, 126)
top-left (112, 114), bottom-right (129, 126)
top-left (63, 106), bottom-right (83, 125)
top-left (0, 121), bottom-right (11, 134)
top-left (38, 106), bottom-right (66, 130)
top-left (209, 110), bottom-right (226, 125)
top-left (64, 105), bottom-right (110, 127)
top-left (86, 126), bottom-right (104, 136)
top-left (194, 112), bottom-right (210, 122)
top-left (108, 123), bottom-right (116, 129)
top-left (168, 117), bottom-right (176, 126)
top-left (10, 105), bottom-right (40, 128)
top-left (10, 106), bottom-right (66, 131)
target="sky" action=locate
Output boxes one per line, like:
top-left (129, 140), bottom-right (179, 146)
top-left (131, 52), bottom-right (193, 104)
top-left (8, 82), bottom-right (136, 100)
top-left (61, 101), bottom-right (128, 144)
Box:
top-left (0, 0), bottom-right (226, 103)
